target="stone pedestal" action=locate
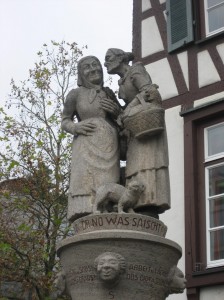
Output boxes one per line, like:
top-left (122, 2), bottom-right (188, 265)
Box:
top-left (57, 214), bottom-right (182, 300)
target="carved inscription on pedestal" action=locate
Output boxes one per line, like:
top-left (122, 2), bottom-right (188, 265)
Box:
top-left (66, 265), bottom-right (97, 285)
top-left (126, 264), bottom-right (168, 287)
top-left (66, 261), bottom-right (168, 297)
top-left (73, 213), bottom-right (167, 237)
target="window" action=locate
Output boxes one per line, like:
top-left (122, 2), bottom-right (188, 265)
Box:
top-left (204, 0), bottom-right (224, 36)
top-left (182, 100), bottom-right (224, 300)
top-left (166, 0), bottom-right (224, 52)
top-left (204, 123), bottom-right (224, 268)
top-left (205, 123), bottom-right (224, 161)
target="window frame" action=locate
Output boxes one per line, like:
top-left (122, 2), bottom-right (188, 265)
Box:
top-left (182, 99), bottom-right (224, 300)
top-left (205, 162), bottom-right (224, 268)
top-left (204, 0), bottom-right (224, 37)
top-left (204, 122), bottom-right (224, 162)
top-left (204, 122), bottom-right (224, 268)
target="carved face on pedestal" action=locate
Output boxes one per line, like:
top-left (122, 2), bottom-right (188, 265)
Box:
top-left (98, 254), bottom-right (120, 281)
top-left (94, 252), bottom-right (126, 286)
top-left (169, 267), bottom-right (187, 294)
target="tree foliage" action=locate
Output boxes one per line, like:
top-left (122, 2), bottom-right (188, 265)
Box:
top-left (0, 41), bottom-right (85, 299)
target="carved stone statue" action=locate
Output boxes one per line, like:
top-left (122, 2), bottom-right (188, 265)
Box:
top-left (94, 252), bottom-right (126, 287)
top-left (62, 56), bottom-right (121, 221)
top-left (167, 266), bottom-right (187, 295)
top-left (58, 52), bottom-right (185, 300)
top-left (93, 181), bottom-right (145, 214)
top-left (49, 270), bottom-right (68, 299)
top-left (104, 48), bottom-right (170, 218)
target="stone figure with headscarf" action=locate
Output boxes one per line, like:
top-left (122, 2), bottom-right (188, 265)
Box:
top-left (104, 48), bottom-right (170, 218)
top-left (62, 56), bottom-right (121, 221)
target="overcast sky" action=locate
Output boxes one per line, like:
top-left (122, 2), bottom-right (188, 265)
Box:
top-left (0, 0), bottom-right (133, 103)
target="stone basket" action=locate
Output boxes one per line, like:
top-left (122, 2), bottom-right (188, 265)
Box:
top-left (123, 107), bottom-right (165, 139)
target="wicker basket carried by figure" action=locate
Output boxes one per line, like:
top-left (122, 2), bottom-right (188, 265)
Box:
top-left (123, 107), bottom-right (164, 139)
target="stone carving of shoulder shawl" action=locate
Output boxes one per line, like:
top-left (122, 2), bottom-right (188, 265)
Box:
top-left (118, 62), bottom-right (152, 104)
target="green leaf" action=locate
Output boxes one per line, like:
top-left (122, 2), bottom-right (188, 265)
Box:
top-left (37, 140), bottom-right (43, 147)
top-left (0, 242), bottom-right (12, 252)
top-left (18, 223), bottom-right (31, 232)
top-left (53, 218), bottom-right (62, 226)
top-left (8, 160), bottom-right (19, 170)
top-left (58, 132), bottom-right (66, 139)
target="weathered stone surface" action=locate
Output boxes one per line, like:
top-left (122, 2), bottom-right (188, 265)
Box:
top-left (123, 106), bottom-right (165, 139)
top-left (93, 181), bottom-right (145, 214)
top-left (167, 266), bottom-right (187, 296)
top-left (104, 48), bottom-right (170, 215)
top-left (57, 230), bottom-right (182, 300)
top-left (61, 56), bottom-right (121, 222)
top-left (94, 252), bottom-right (126, 288)
top-left (73, 213), bottom-right (167, 237)
top-left (58, 53), bottom-right (186, 299)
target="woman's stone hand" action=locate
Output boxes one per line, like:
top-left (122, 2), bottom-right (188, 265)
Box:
top-left (74, 121), bottom-right (96, 136)
top-left (100, 98), bottom-right (120, 118)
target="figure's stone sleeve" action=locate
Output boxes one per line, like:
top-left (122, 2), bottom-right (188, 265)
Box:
top-left (61, 89), bottom-right (78, 135)
top-left (130, 62), bottom-right (152, 92)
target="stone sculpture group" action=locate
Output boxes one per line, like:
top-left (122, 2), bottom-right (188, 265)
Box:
top-left (61, 49), bottom-right (170, 220)
top-left (56, 49), bottom-right (186, 299)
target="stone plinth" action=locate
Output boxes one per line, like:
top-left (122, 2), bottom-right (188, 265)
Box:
top-left (57, 214), bottom-right (182, 300)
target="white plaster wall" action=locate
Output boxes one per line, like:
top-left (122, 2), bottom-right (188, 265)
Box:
top-left (163, 9), bottom-right (167, 21)
top-left (200, 285), bottom-right (224, 300)
top-left (145, 59), bottom-right (178, 100)
top-left (142, 0), bottom-right (151, 12)
top-left (141, 17), bottom-right (164, 57)
top-left (197, 50), bottom-right (221, 88)
top-left (194, 91), bottom-right (224, 107)
top-left (216, 42), bottom-right (224, 64)
top-left (161, 106), bottom-right (187, 300)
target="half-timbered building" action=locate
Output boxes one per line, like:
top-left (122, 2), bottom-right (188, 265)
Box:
top-left (132, 0), bottom-right (224, 299)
